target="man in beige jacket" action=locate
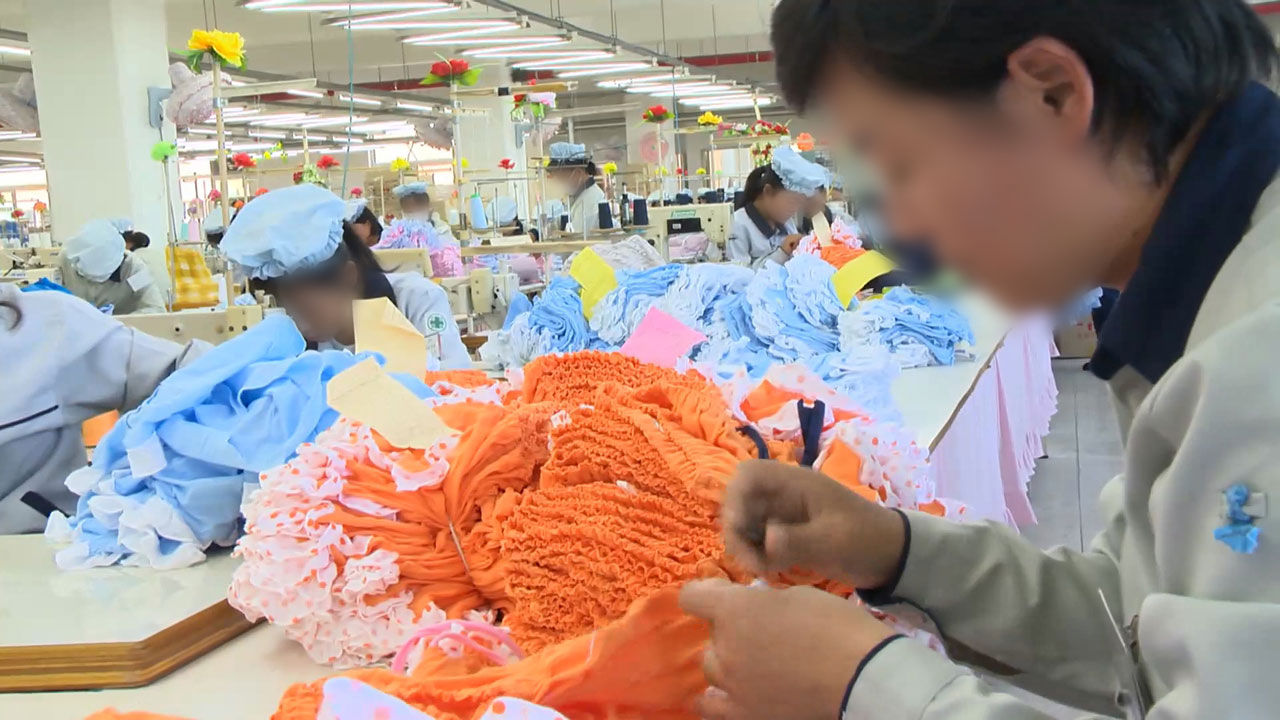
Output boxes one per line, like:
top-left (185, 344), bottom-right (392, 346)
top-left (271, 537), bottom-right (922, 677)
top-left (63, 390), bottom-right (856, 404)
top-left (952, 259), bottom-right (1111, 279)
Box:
top-left (681, 2), bottom-right (1280, 719)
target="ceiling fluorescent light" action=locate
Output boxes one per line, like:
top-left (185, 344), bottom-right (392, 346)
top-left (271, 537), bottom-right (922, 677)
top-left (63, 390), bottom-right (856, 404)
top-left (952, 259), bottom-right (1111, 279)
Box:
top-left (624, 81), bottom-right (713, 94)
top-left (699, 98), bottom-right (775, 110)
top-left (480, 48), bottom-right (610, 60)
top-left (597, 73), bottom-right (684, 88)
top-left (243, 112), bottom-right (314, 125)
top-left (395, 100), bottom-right (438, 111)
top-left (0, 155), bottom-right (38, 162)
top-left (260, 2), bottom-right (451, 12)
top-left (328, 6), bottom-right (457, 25)
top-left (0, 44), bottom-right (32, 56)
top-left (555, 63), bottom-right (650, 78)
top-left (287, 89), bottom-right (325, 99)
top-left (346, 121), bottom-right (413, 133)
top-left (403, 24), bottom-right (520, 43)
top-left (241, 0), bottom-right (305, 9)
top-left (0, 165), bottom-right (41, 172)
top-left (338, 94), bottom-right (384, 107)
top-left (513, 54), bottom-right (616, 70)
top-left (248, 130), bottom-right (289, 139)
top-left (295, 116), bottom-right (370, 128)
top-left (412, 36), bottom-right (566, 48)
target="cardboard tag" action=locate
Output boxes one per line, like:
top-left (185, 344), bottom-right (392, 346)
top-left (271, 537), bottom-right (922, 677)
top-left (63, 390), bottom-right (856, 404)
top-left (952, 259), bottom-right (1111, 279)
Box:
top-left (831, 250), bottom-right (896, 308)
top-left (810, 212), bottom-right (833, 247)
top-left (619, 307), bottom-right (707, 368)
top-left (568, 247), bottom-right (617, 320)
top-left (353, 297), bottom-right (427, 377)
top-left (327, 358), bottom-right (451, 449)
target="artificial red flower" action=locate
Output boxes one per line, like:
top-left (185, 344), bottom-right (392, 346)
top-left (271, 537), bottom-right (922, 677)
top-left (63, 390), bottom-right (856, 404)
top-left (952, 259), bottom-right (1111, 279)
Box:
top-left (350, 187), bottom-right (364, 198)
top-left (448, 58), bottom-right (469, 74)
top-left (316, 154), bottom-right (339, 170)
top-left (675, 167), bottom-right (685, 176)
top-left (430, 60), bottom-right (451, 78)
top-left (208, 189), bottom-right (222, 201)
top-left (10, 209), bottom-right (23, 219)
top-left (232, 152), bottom-right (256, 170)
top-left (513, 93), bottom-right (527, 103)
top-left (254, 187), bottom-right (269, 197)
top-left (498, 157), bottom-right (516, 170)
top-left (384, 214), bottom-right (395, 223)
top-left (232, 199), bottom-right (245, 209)
top-left (292, 170), bottom-right (304, 184)
top-left (648, 104), bottom-right (669, 117)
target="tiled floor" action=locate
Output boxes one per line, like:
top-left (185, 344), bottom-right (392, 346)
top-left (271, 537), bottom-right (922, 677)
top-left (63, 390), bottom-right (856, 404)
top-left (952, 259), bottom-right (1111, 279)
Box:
top-left (984, 359), bottom-right (1126, 718)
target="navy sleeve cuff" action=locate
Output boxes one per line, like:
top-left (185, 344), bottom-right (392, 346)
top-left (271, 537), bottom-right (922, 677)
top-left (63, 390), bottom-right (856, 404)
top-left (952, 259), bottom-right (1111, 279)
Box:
top-left (838, 634), bottom-right (907, 718)
top-left (855, 508), bottom-right (911, 605)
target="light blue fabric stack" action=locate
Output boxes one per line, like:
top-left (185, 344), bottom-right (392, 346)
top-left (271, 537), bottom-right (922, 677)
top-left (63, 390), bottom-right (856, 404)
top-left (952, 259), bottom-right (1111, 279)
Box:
top-left (479, 276), bottom-right (610, 367)
top-left (839, 286), bottom-right (975, 368)
top-left (48, 315), bottom-right (393, 569)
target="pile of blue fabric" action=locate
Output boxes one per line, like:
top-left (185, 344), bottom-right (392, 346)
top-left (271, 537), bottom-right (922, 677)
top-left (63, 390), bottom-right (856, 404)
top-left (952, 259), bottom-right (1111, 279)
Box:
top-left (46, 315), bottom-right (394, 570)
top-left (589, 264), bottom-right (684, 344)
top-left (479, 276), bottom-right (610, 367)
top-left (839, 286), bottom-right (975, 368)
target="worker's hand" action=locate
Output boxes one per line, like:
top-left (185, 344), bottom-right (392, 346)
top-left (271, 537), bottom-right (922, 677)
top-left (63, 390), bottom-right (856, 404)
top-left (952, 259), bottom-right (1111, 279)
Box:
top-left (781, 233), bottom-right (803, 255)
top-left (680, 579), bottom-right (897, 720)
top-left (722, 460), bottom-right (906, 589)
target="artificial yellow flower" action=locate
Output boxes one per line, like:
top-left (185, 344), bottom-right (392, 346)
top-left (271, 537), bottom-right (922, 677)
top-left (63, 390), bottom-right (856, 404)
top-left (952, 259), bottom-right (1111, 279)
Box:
top-left (390, 157), bottom-right (411, 172)
top-left (188, 29), bottom-right (245, 68)
top-left (460, 157), bottom-right (471, 169)
top-left (657, 166), bottom-right (669, 176)
top-left (601, 161), bottom-right (618, 175)
top-left (695, 168), bottom-right (708, 175)
top-left (542, 156), bottom-right (551, 167)
top-left (697, 111), bottom-right (723, 126)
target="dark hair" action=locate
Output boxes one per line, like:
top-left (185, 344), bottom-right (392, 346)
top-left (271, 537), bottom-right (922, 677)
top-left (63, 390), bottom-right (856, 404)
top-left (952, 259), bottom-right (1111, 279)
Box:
top-left (772, 0), bottom-right (1279, 179)
top-left (250, 222), bottom-right (385, 295)
top-left (122, 230), bottom-right (150, 251)
top-left (548, 158), bottom-right (597, 177)
top-left (742, 164), bottom-right (787, 205)
top-left (353, 205), bottom-right (383, 239)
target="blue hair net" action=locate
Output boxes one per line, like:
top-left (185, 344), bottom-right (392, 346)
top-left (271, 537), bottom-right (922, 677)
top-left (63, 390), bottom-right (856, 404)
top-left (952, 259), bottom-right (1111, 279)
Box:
top-left (771, 145), bottom-right (830, 195)
top-left (549, 142), bottom-right (588, 162)
top-left (64, 219), bottom-right (126, 282)
top-left (108, 217), bottom-right (133, 233)
top-left (391, 181), bottom-right (429, 199)
top-left (219, 183), bottom-right (345, 280)
top-left (345, 198), bottom-right (368, 222)
top-left (495, 196), bottom-right (518, 225)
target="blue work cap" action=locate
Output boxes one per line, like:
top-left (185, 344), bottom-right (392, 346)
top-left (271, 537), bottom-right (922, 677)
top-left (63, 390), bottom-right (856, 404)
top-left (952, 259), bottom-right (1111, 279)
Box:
top-left (219, 183), bottom-right (345, 280)
top-left (771, 144), bottom-right (830, 195)
top-left (107, 218), bottom-right (133, 234)
top-left (391, 181), bottom-right (429, 199)
top-left (495, 196), bottom-right (518, 225)
top-left (548, 142), bottom-right (589, 166)
top-left (345, 198), bottom-right (368, 222)
top-left (64, 219), bottom-right (126, 282)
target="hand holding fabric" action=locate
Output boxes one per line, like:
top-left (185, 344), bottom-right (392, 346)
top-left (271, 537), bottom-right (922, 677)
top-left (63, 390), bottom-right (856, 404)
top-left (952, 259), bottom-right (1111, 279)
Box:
top-left (679, 579), bottom-right (896, 720)
top-left (721, 460), bottom-right (905, 589)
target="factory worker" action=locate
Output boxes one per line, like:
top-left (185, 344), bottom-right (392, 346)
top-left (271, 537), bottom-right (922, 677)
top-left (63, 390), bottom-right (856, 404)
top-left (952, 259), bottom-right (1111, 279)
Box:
top-left (727, 145), bottom-right (826, 267)
top-left (494, 196), bottom-right (526, 235)
top-left (220, 184), bottom-right (470, 370)
top-left (696, 188), bottom-right (717, 204)
top-left (547, 142), bottom-right (609, 233)
top-left (392, 181), bottom-right (453, 238)
top-left (0, 285), bottom-right (207, 534)
top-left (203, 213), bottom-right (227, 246)
top-left (122, 230), bottom-right (150, 253)
top-left (683, 2), bottom-right (1280, 720)
top-left (346, 198), bottom-right (383, 247)
top-left (58, 219), bottom-right (166, 315)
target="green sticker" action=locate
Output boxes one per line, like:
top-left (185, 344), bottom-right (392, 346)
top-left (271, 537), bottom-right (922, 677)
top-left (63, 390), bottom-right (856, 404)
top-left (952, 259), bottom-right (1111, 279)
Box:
top-left (425, 312), bottom-right (448, 336)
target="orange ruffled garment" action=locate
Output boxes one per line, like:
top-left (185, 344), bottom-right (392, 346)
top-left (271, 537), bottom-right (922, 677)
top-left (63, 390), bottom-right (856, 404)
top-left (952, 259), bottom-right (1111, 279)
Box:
top-left (273, 588), bottom-right (708, 720)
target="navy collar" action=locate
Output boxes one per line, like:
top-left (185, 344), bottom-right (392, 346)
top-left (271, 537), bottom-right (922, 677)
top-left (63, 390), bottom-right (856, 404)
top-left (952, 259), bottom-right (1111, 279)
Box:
top-left (1090, 83), bottom-right (1280, 384)
top-left (361, 267), bottom-right (397, 305)
top-left (745, 202), bottom-right (784, 237)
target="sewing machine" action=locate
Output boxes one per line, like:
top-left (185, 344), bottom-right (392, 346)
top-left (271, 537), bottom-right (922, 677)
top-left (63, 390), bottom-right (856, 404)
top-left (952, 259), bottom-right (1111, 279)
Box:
top-left (644, 203), bottom-right (732, 261)
top-left (117, 304), bottom-right (267, 345)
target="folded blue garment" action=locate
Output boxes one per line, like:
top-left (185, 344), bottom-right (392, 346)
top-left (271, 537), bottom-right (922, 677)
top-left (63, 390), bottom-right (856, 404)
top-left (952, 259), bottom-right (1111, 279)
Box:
top-left (841, 287), bottom-right (974, 367)
top-left (479, 276), bottom-right (609, 367)
top-left (589, 264), bottom-right (684, 344)
top-left (51, 314), bottom-right (401, 569)
top-left (19, 277), bottom-right (73, 295)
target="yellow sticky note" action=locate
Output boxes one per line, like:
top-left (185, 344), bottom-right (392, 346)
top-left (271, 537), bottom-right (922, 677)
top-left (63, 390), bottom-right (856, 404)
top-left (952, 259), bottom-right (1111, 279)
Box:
top-left (831, 250), bottom-right (896, 308)
top-left (353, 297), bottom-right (426, 377)
top-left (569, 248), bottom-right (617, 320)
top-left (327, 358), bottom-right (451, 449)
top-left (811, 212), bottom-right (833, 247)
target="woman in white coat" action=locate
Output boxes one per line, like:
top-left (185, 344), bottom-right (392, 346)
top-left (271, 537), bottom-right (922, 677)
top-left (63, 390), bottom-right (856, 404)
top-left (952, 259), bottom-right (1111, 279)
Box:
top-left (0, 286), bottom-right (206, 533)
top-left (726, 145), bottom-right (828, 268)
top-left (547, 142), bottom-right (608, 234)
top-left (58, 219), bottom-right (166, 315)
top-left (219, 184), bottom-right (470, 370)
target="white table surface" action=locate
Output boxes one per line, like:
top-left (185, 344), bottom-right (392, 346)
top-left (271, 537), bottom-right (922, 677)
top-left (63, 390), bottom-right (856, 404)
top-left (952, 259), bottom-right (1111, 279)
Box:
top-left (891, 293), bottom-right (1012, 451)
top-left (3, 295), bottom-right (1013, 719)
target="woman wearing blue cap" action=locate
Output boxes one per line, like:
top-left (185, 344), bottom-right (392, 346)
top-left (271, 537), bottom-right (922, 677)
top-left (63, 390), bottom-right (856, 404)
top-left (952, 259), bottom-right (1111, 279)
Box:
top-left (219, 184), bottom-right (470, 370)
top-left (58, 219), bottom-right (166, 315)
top-left (547, 142), bottom-right (608, 234)
top-left (727, 145), bottom-right (829, 268)
top-left (392, 181), bottom-right (453, 239)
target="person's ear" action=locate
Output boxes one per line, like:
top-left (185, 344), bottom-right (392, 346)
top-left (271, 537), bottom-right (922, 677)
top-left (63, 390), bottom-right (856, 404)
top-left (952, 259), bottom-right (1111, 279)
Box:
top-left (1005, 36), bottom-right (1095, 141)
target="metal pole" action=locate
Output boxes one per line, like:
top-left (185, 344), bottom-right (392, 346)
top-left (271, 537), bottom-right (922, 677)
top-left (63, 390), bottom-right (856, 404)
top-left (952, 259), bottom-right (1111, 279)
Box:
top-left (212, 63), bottom-right (231, 228)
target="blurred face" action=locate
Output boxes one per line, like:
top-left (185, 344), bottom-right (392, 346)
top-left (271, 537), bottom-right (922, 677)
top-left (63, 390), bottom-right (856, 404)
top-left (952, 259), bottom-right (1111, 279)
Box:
top-left (272, 261), bottom-right (359, 346)
top-left (756, 185), bottom-right (806, 226)
top-left (812, 49), bottom-right (1139, 309)
top-left (547, 167), bottom-right (586, 196)
top-left (399, 194), bottom-right (431, 217)
top-left (351, 219), bottom-right (376, 247)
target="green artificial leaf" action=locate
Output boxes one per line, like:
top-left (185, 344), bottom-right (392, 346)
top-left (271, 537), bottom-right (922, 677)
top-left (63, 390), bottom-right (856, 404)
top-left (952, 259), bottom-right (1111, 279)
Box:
top-left (458, 68), bottom-right (482, 87)
top-left (531, 103), bottom-right (546, 120)
top-left (150, 141), bottom-right (177, 162)
top-left (420, 73), bottom-right (444, 86)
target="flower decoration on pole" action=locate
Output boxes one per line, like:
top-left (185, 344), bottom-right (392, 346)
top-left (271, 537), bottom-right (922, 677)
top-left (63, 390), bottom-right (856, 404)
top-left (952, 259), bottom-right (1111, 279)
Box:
top-left (421, 58), bottom-right (481, 87)
top-left (697, 111), bottom-right (723, 127)
top-left (11, 209), bottom-right (24, 219)
top-left (498, 158), bottom-right (516, 171)
top-left (293, 165), bottom-right (326, 187)
top-left (231, 152), bottom-right (256, 170)
top-left (641, 104), bottom-right (673, 124)
top-left (316, 154), bottom-right (340, 170)
top-left (232, 199), bottom-right (245, 210)
top-left (254, 187), bottom-right (269, 197)
top-left (208, 189), bottom-right (222, 201)
top-left (350, 187), bottom-right (364, 198)
top-left (795, 132), bottom-right (816, 152)
top-left (390, 157), bottom-right (411, 173)
top-left (150, 141), bottom-right (177, 162)
top-left (696, 168), bottom-right (708, 175)
top-left (675, 167), bottom-right (686, 177)
top-left (32, 200), bottom-right (46, 212)
top-left (183, 29), bottom-right (246, 71)
top-left (511, 91), bottom-right (556, 121)
top-left (601, 161), bottom-right (618, 175)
